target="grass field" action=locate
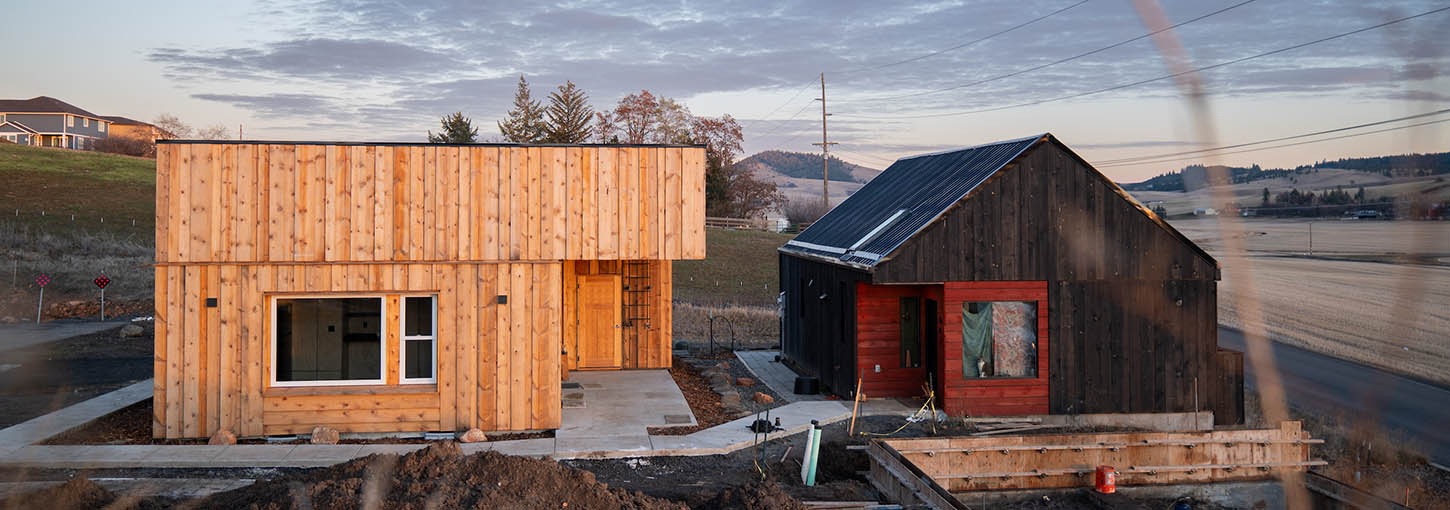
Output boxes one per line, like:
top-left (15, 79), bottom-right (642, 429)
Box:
top-left (0, 143), bottom-right (155, 239)
top-left (672, 228), bottom-right (790, 306)
top-left (1172, 217), bottom-right (1450, 386)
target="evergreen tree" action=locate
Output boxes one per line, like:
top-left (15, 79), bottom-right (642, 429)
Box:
top-left (1261, 187), bottom-right (1270, 207)
top-left (427, 112), bottom-right (479, 143)
top-left (543, 81), bottom-right (594, 143)
top-left (497, 76), bottom-right (546, 143)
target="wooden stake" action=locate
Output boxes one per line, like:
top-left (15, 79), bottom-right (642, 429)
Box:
top-left (848, 376), bottom-right (863, 435)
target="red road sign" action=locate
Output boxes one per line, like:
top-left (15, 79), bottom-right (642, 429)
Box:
top-left (36, 273), bottom-right (50, 288)
top-left (95, 275), bottom-right (111, 289)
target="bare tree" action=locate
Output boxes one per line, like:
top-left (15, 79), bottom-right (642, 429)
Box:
top-left (152, 113), bottom-right (193, 139)
top-left (195, 124), bottom-right (232, 140)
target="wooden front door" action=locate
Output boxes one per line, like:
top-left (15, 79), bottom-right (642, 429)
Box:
top-left (577, 274), bottom-right (622, 369)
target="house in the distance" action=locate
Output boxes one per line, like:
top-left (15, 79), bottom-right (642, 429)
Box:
top-left (0, 96), bottom-right (112, 149)
top-left (779, 133), bottom-right (1243, 424)
top-left (101, 116), bottom-right (173, 143)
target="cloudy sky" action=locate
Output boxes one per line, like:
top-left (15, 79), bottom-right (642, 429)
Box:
top-left (3, 0), bottom-right (1446, 181)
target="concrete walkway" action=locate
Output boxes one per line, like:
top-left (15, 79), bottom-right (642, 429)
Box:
top-left (0, 379), bottom-right (152, 448)
top-left (0, 401), bottom-right (851, 468)
top-left (0, 319), bottom-right (126, 353)
top-left (735, 350), bottom-right (825, 402)
top-left (555, 370), bottom-right (695, 457)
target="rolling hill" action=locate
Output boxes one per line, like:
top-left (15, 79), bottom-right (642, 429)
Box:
top-left (737, 150), bottom-right (880, 183)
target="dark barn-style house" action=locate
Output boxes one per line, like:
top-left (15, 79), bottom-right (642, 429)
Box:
top-left (779, 134), bottom-right (1243, 424)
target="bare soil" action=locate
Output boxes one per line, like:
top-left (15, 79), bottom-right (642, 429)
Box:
top-left (648, 355), bottom-right (732, 436)
top-left (0, 322), bottom-right (152, 428)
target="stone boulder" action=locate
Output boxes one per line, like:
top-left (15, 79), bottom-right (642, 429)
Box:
top-left (208, 429), bottom-right (237, 445)
top-left (735, 377), bottom-right (755, 387)
top-left (458, 428), bottom-right (489, 443)
top-left (310, 426), bottom-right (340, 444)
top-left (753, 392), bottom-right (774, 404)
top-left (119, 324), bottom-right (144, 337)
top-left (719, 391), bottom-right (742, 406)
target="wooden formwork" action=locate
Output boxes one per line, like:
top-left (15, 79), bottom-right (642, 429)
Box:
top-left (866, 421), bottom-right (1324, 508)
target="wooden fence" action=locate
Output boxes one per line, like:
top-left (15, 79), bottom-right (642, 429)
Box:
top-left (704, 216), bottom-right (810, 234)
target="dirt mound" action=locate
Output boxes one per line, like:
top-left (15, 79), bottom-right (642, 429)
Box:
top-left (196, 441), bottom-right (687, 509)
top-left (0, 477), bottom-right (159, 510)
top-left (695, 479), bottom-right (806, 510)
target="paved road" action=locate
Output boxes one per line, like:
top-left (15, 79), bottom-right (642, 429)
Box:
top-left (1218, 326), bottom-right (1450, 465)
top-left (0, 320), bottom-right (125, 354)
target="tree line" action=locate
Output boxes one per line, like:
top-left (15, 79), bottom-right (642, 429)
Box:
top-left (426, 76), bottom-right (783, 219)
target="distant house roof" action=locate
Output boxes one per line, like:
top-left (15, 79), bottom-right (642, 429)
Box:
top-left (100, 115), bottom-right (150, 126)
top-left (0, 96), bottom-right (104, 118)
top-left (781, 134), bottom-right (1042, 267)
top-left (0, 121), bottom-right (39, 134)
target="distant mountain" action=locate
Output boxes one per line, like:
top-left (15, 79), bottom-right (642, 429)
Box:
top-left (1120, 151), bottom-right (1450, 192)
top-left (737, 150), bottom-right (879, 183)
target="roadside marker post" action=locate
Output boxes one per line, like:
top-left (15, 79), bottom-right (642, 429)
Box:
top-left (35, 273), bottom-right (50, 324)
top-left (95, 274), bottom-right (111, 321)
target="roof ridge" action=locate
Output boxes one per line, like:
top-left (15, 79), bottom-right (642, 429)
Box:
top-left (894, 133), bottom-right (1048, 162)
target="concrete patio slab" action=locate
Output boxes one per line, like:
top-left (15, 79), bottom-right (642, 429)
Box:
top-left (459, 442), bottom-right (495, 455)
top-left (554, 435), bottom-right (652, 459)
top-left (357, 444), bottom-right (429, 456)
top-left (557, 370), bottom-right (695, 439)
top-left (489, 437), bottom-right (555, 457)
top-left (283, 444), bottom-right (364, 463)
top-left (0, 379), bottom-right (153, 448)
top-left (735, 350), bottom-right (825, 402)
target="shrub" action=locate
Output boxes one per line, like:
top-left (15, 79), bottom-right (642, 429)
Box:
top-left (93, 136), bottom-right (155, 158)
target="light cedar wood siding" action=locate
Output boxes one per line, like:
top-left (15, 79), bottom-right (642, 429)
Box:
top-left (153, 142), bottom-right (702, 439)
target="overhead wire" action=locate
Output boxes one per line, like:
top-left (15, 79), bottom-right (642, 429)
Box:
top-left (834, 5), bottom-right (1450, 120)
top-left (1096, 117), bottom-right (1450, 168)
top-left (841, 0), bottom-right (1259, 104)
top-left (1095, 108), bottom-right (1450, 165)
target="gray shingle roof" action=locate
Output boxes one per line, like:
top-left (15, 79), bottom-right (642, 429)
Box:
top-left (0, 96), bottom-right (103, 118)
top-left (780, 134), bottom-right (1044, 268)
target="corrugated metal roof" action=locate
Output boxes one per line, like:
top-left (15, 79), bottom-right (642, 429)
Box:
top-left (781, 134), bottom-right (1045, 268)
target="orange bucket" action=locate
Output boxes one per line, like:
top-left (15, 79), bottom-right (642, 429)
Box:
top-left (1094, 465), bottom-right (1116, 494)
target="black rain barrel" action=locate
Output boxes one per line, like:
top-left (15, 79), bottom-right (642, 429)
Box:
top-left (793, 376), bottom-right (820, 395)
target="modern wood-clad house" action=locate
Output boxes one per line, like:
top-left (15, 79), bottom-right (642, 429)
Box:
top-left (153, 141), bottom-right (705, 439)
top-left (780, 134), bottom-right (1243, 424)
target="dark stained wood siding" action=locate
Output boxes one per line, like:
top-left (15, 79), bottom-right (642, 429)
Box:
top-left (779, 253), bottom-right (868, 395)
top-left (782, 139), bottom-right (1239, 424)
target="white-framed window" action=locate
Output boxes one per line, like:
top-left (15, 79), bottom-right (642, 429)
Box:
top-left (400, 295), bottom-right (438, 384)
top-left (271, 296), bottom-right (387, 387)
top-left (67, 115), bottom-right (74, 127)
top-left (99, 122), bottom-right (106, 133)
top-left (83, 117), bottom-right (89, 127)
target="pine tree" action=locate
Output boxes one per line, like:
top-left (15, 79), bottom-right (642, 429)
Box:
top-left (427, 112), bottom-right (479, 143)
top-left (497, 75), bottom-right (546, 143)
top-left (542, 81), bottom-right (594, 143)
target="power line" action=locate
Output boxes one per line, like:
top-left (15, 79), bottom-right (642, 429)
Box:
top-left (835, 5), bottom-right (1450, 120)
top-left (840, 0), bottom-right (1257, 104)
top-left (830, 0), bottom-right (1090, 75)
top-left (1096, 108), bottom-right (1450, 165)
top-left (1097, 117), bottom-right (1450, 168)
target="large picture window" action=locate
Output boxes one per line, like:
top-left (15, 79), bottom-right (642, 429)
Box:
top-left (961, 301), bottom-right (1038, 378)
top-left (273, 297), bottom-right (385, 386)
top-left (401, 296), bottom-right (437, 383)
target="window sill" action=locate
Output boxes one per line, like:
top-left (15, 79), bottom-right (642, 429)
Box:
top-left (264, 384), bottom-right (438, 397)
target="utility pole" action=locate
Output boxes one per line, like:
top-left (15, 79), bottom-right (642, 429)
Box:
top-left (812, 73), bottom-right (837, 212)
top-left (238, 124), bottom-right (244, 140)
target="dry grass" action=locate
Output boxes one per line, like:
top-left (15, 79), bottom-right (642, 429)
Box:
top-left (1244, 393), bottom-right (1450, 508)
top-left (0, 221), bottom-right (153, 319)
top-left (1172, 218), bottom-right (1450, 385)
top-left (671, 303), bottom-right (778, 348)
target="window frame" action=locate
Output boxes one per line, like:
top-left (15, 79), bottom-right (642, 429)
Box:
top-left (83, 117), bottom-right (89, 127)
top-left (67, 115), bottom-right (74, 127)
top-left (960, 300), bottom-right (1040, 380)
top-left (269, 294), bottom-right (388, 388)
top-left (399, 295), bottom-right (439, 385)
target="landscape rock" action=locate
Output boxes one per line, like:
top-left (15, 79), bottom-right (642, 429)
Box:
top-left (0, 316), bottom-right (16, 324)
top-left (719, 391), bottom-right (741, 406)
top-left (753, 392), bottom-right (773, 404)
top-left (708, 373), bottom-right (731, 387)
top-left (735, 377), bottom-right (755, 387)
top-left (458, 428), bottom-right (489, 443)
top-left (714, 361), bottom-right (730, 371)
top-left (310, 426), bottom-right (340, 444)
top-left (673, 341), bottom-right (689, 349)
top-left (208, 429), bottom-right (237, 446)
top-left (119, 324), bottom-right (144, 337)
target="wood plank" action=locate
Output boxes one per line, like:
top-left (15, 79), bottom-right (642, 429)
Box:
top-left (456, 147), bottom-right (472, 260)
top-left (469, 147), bottom-right (485, 260)
top-left (351, 146), bottom-right (375, 261)
top-left (393, 147), bottom-right (409, 260)
top-left (458, 264), bottom-right (478, 429)
top-left (387, 294), bottom-right (401, 385)
top-left (207, 146), bottom-right (223, 261)
top-left (155, 145), bottom-right (171, 263)
top-left (262, 408), bottom-right (441, 426)
top-left (422, 147), bottom-right (437, 260)
top-left (152, 266), bottom-right (167, 437)
top-left (218, 145), bottom-right (235, 260)
top-left (217, 265), bottom-right (239, 433)
top-left (443, 147), bottom-right (460, 260)
top-left (494, 263), bottom-right (512, 429)
top-left (508, 147), bottom-right (525, 259)
top-left (478, 263), bottom-right (497, 430)
top-left (241, 266), bottom-right (263, 436)
top-left (234, 145), bottom-right (257, 261)
top-left (562, 262), bottom-right (577, 372)
top-left (409, 146), bottom-right (425, 260)
top-left (596, 148), bottom-right (618, 259)
top-left (374, 146), bottom-right (394, 260)
top-left (263, 421), bottom-right (441, 435)
top-left (509, 264), bottom-right (529, 429)
top-left (621, 148), bottom-right (640, 258)
top-left (263, 393), bottom-right (438, 412)
top-left (166, 265), bottom-right (183, 436)
top-left (267, 145), bottom-right (293, 262)
top-left (436, 264), bottom-right (457, 429)
top-left (182, 266), bottom-right (201, 436)
top-left (664, 147), bottom-right (681, 258)
top-left (481, 148), bottom-right (500, 261)
top-left (526, 147), bottom-right (542, 260)
top-left (681, 147), bottom-right (705, 258)
top-left (298, 145), bottom-right (324, 261)
top-left (190, 144), bottom-right (213, 261)
top-left (566, 147), bottom-right (583, 259)
top-left (549, 147), bottom-right (567, 257)
top-left (172, 145), bottom-right (189, 262)
top-left (541, 262), bottom-right (562, 427)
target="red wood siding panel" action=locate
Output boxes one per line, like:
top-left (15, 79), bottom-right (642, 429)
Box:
top-left (940, 281), bottom-right (1049, 416)
top-left (855, 283), bottom-right (930, 398)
